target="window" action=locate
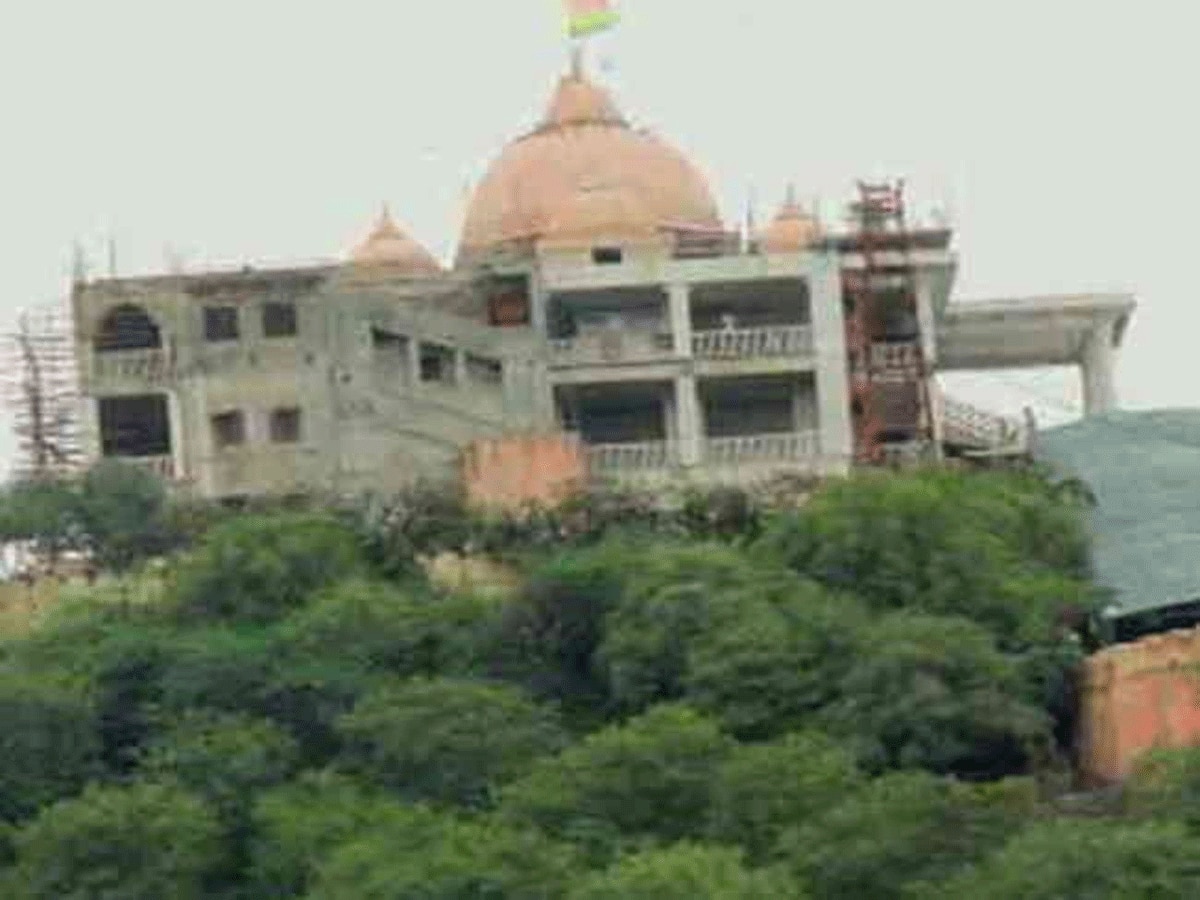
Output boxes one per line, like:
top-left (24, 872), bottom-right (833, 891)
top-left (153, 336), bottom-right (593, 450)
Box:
top-left (269, 407), bottom-right (302, 443)
top-left (94, 304), bottom-right (162, 352)
top-left (465, 354), bottom-right (503, 386)
top-left (204, 306), bottom-right (239, 342)
top-left (419, 342), bottom-right (456, 384)
top-left (591, 246), bottom-right (623, 265)
top-left (262, 301), bottom-right (298, 338)
top-left (210, 410), bottom-right (245, 449)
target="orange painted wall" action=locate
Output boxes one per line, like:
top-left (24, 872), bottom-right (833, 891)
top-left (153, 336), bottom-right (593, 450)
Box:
top-left (1078, 627), bottom-right (1200, 785)
top-left (460, 433), bottom-right (588, 512)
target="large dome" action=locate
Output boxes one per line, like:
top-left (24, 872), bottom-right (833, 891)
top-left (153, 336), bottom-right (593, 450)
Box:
top-left (456, 67), bottom-right (722, 264)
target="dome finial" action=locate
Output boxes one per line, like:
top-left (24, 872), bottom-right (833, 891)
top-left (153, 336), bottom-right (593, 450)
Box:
top-left (569, 42), bottom-right (584, 79)
top-left (784, 182), bottom-right (798, 207)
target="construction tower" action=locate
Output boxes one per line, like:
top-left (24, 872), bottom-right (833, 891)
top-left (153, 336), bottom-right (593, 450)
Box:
top-left (0, 302), bottom-right (84, 482)
top-left (842, 180), bottom-right (935, 466)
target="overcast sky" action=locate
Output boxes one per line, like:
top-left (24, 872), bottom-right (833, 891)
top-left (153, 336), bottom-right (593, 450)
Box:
top-left (0, 1), bottom-right (1193, 476)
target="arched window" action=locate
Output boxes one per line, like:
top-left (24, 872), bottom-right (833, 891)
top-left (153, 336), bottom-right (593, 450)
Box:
top-left (94, 304), bottom-right (162, 352)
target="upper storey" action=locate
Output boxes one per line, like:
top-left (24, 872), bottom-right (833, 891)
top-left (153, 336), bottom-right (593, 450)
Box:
top-left (455, 64), bottom-right (723, 267)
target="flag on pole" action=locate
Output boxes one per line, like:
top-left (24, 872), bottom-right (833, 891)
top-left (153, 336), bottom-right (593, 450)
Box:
top-left (564, 0), bottom-right (620, 39)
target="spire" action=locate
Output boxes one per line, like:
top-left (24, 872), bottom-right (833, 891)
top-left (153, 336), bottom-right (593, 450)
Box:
top-left (569, 42), bottom-right (584, 79)
top-left (784, 182), bottom-right (798, 208)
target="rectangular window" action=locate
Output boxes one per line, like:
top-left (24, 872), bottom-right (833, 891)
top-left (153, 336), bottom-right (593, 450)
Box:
top-left (210, 410), bottom-right (245, 449)
top-left (419, 342), bottom-right (456, 384)
top-left (262, 301), bottom-right (298, 338)
top-left (204, 306), bottom-right (239, 342)
top-left (465, 354), bottom-right (503, 386)
top-left (591, 246), bottom-right (623, 265)
top-left (269, 407), bottom-right (302, 443)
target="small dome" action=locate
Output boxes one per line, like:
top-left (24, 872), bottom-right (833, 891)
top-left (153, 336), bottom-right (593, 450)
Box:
top-left (349, 206), bottom-right (442, 274)
top-left (457, 67), bottom-right (721, 265)
top-left (760, 186), bottom-right (822, 253)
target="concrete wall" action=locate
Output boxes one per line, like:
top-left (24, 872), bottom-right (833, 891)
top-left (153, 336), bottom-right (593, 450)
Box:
top-left (1078, 627), bottom-right (1200, 785)
top-left (461, 433), bottom-right (587, 512)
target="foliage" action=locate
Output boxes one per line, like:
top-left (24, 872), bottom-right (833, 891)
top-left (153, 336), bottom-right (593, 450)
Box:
top-left (0, 675), bottom-right (101, 823)
top-left (304, 811), bottom-right (579, 900)
top-left (6, 781), bottom-right (226, 900)
top-left (1123, 746), bottom-right (1200, 831)
top-left (923, 818), bottom-right (1200, 899)
top-left (568, 842), bottom-right (804, 899)
top-left (707, 731), bottom-right (862, 862)
top-left (777, 771), bottom-right (1038, 899)
top-left (172, 512), bottom-right (364, 624)
top-left (755, 468), bottom-right (1095, 645)
top-left (336, 677), bottom-right (567, 809)
top-left (278, 578), bottom-right (496, 680)
top-left (500, 704), bottom-right (732, 854)
top-left (819, 612), bottom-right (1051, 778)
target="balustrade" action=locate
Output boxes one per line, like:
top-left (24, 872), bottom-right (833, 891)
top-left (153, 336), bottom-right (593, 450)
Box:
top-left (92, 348), bottom-right (173, 382)
top-left (586, 440), bottom-right (675, 474)
top-left (704, 430), bottom-right (820, 465)
top-left (692, 325), bottom-right (813, 360)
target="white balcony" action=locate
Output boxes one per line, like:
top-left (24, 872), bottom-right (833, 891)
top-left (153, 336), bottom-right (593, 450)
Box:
top-left (92, 348), bottom-right (174, 383)
top-left (704, 430), bottom-right (820, 466)
top-left (692, 325), bottom-right (813, 360)
top-left (586, 440), bottom-right (676, 475)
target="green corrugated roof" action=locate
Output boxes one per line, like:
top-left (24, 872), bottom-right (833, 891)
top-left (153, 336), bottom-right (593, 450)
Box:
top-left (1037, 409), bottom-right (1200, 615)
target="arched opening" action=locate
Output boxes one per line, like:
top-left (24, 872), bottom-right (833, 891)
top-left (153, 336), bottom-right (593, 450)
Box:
top-left (94, 304), bottom-right (162, 352)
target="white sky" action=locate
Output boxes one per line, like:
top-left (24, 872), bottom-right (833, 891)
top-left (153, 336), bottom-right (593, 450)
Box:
top-left (1, 0), bottom-right (1194, 475)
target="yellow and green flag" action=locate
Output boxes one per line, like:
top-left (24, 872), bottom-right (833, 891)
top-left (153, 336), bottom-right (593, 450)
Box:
top-left (564, 0), bottom-right (620, 39)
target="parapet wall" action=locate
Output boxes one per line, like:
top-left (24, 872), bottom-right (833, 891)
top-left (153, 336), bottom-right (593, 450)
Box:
top-left (460, 433), bottom-right (587, 513)
top-left (1078, 626), bottom-right (1200, 785)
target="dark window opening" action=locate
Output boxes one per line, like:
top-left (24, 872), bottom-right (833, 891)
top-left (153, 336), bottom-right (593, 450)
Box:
top-left (592, 246), bottom-right (623, 265)
top-left (851, 398), bottom-right (864, 417)
top-left (269, 407), bottom-right (301, 443)
top-left (465, 354), bottom-right (503, 386)
top-left (95, 305), bottom-right (162, 352)
top-left (204, 306), bottom-right (239, 342)
top-left (419, 343), bottom-right (456, 384)
top-left (262, 301), bottom-right (297, 338)
top-left (98, 394), bottom-right (171, 457)
top-left (842, 295), bottom-right (856, 317)
top-left (211, 410), bottom-right (246, 449)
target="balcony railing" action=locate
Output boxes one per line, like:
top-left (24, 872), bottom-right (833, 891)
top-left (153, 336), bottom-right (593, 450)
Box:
top-left (868, 340), bottom-right (922, 370)
top-left (549, 330), bottom-right (675, 366)
top-left (704, 430), bottom-right (820, 465)
top-left (587, 440), bottom-right (676, 474)
top-left (692, 325), bottom-right (813, 360)
top-left (92, 348), bottom-right (174, 383)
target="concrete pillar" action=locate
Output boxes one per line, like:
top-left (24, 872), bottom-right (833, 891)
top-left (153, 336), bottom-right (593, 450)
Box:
top-left (913, 269), bottom-right (939, 367)
top-left (166, 390), bottom-right (185, 482)
top-left (807, 253), bottom-right (853, 470)
top-left (1081, 320), bottom-right (1117, 416)
top-left (668, 282), bottom-right (692, 356)
top-left (453, 349), bottom-right (468, 388)
top-left (529, 269), bottom-right (549, 337)
top-left (674, 374), bottom-right (702, 466)
top-left (406, 337), bottom-right (422, 388)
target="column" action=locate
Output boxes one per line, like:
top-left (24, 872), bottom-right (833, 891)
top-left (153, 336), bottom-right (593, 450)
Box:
top-left (675, 374), bottom-right (702, 466)
top-left (453, 349), bottom-right (468, 388)
top-left (529, 269), bottom-right (549, 337)
top-left (807, 253), bottom-right (854, 472)
top-left (913, 268), bottom-right (939, 367)
top-left (167, 390), bottom-right (185, 483)
top-left (667, 282), bottom-right (692, 356)
top-left (1081, 320), bottom-right (1117, 416)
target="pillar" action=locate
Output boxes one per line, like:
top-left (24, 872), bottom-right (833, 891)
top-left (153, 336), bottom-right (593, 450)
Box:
top-left (668, 282), bottom-right (692, 356)
top-left (808, 253), bottom-right (853, 471)
top-left (1081, 320), bottom-right (1117, 416)
top-left (675, 374), bottom-right (702, 466)
top-left (167, 390), bottom-right (185, 482)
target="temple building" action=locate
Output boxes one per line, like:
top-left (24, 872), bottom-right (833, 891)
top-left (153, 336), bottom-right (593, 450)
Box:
top-left (70, 61), bottom-right (1136, 501)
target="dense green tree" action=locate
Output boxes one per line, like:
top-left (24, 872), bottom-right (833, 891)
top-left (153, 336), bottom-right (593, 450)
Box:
top-left (683, 581), bottom-right (865, 741)
top-left (278, 578), bottom-right (496, 679)
top-left (568, 843), bottom-right (803, 899)
top-left (304, 812), bottom-right (578, 900)
top-left (707, 731), bottom-right (862, 861)
top-left (173, 512), bottom-right (364, 624)
top-left (924, 818), bottom-right (1200, 899)
top-left (0, 675), bottom-right (101, 823)
top-left (755, 469), bottom-right (1095, 644)
top-left (248, 771), bottom-right (422, 898)
top-left (777, 771), bottom-right (1037, 899)
top-left (0, 476), bottom-right (83, 560)
top-left (75, 459), bottom-right (175, 571)
top-left (336, 678), bottom-right (567, 809)
top-left (6, 782), bottom-right (225, 900)
top-left (819, 612), bottom-right (1051, 777)
top-left (500, 704), bottom-right (732, 854)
